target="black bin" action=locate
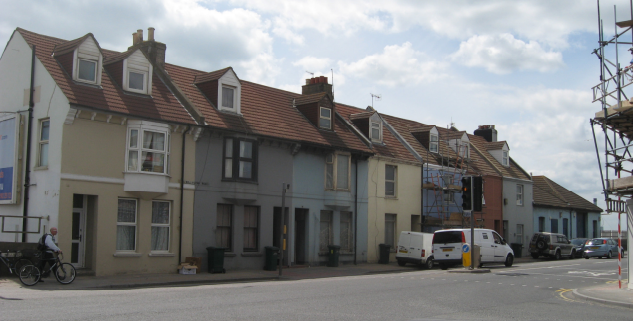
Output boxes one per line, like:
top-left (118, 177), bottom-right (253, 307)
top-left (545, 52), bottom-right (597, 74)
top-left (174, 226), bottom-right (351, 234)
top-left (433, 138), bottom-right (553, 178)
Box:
top-left (264, 246), bottom-right (279, 271)
top-left (327, 245), bottom-right (341, 267)
top-left (510, 243), bottom-right (523, 258)
top-left (206, 247), bottom-right (226, 273)
top-left (378, 243), bottom-right (391, 264)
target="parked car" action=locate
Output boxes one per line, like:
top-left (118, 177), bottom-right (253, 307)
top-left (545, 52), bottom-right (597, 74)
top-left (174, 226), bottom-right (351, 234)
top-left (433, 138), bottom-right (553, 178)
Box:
top-left (570, 238), bottom-right (588, 258)
top-left (432, 228), bottom-right (514, 270)
top-left (528, 232), bottom-right (575, 260)
top-left (583, 238), bottom-right (619, 259)
top-left (396, 231), bottom-right (434, 269)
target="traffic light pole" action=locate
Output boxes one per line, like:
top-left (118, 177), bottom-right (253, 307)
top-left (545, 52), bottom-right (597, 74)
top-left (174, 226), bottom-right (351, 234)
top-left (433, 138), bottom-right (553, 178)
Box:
top-left (470, 210), bottom-right (474, 270)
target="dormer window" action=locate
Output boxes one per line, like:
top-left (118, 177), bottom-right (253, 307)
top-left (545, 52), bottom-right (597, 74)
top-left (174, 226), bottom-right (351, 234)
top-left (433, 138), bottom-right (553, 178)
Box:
top-left (430, 134), bottom-right (439, 153)
top-left (78, 59), bottom-right (97, 82)
top-left (502, 150), bottom-right (509, 166)
top-left (122, 50), bottom-right (152, 95)
top-left (370, 119), bottom-right (382, 142)
top-left (222, 86), bottom-right (235, 109)
top-left (320, 107), bottom-right (332, 129)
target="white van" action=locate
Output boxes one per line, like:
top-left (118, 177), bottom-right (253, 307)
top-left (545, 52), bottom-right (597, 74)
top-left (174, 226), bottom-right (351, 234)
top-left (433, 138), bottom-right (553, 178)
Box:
top-left (432, 228), bottom-right (514, 270)
top-left (395, 231), bottom-right (435, 269)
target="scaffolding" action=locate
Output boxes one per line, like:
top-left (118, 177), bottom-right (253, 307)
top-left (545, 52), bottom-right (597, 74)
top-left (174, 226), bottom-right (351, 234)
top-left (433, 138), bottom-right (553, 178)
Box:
top-left (422, 129), bottom-right (470, 230)
top-left (590, 0), bottom-right (633, 289)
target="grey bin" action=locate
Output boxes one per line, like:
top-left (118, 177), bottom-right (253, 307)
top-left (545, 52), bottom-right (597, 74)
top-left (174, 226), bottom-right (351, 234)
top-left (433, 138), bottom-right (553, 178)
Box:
top-left (327, 245), bottom-right (341, 267)
top-left (378, 244), bottom-right (391, 264)
top-left (264, 246), bottom-right (279, 271)
top-left (206, 247), bottom-right (226, 273)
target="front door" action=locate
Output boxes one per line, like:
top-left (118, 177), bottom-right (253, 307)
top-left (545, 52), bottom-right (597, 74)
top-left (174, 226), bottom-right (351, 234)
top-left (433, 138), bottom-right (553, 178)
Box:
top-left (294, 208), bottom-right (307, 265)
top-left (71, 195), bottom-right (86, 268)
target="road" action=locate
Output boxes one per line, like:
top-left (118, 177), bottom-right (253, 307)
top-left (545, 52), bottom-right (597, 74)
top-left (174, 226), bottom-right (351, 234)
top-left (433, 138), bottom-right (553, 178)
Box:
top-left (0, 258), bottom-right (629, 320)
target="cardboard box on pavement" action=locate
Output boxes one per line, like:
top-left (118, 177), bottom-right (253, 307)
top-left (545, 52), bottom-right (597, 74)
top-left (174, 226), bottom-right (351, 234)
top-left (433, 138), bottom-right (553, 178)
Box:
top-left (177, 262), bottom-right (198, 275)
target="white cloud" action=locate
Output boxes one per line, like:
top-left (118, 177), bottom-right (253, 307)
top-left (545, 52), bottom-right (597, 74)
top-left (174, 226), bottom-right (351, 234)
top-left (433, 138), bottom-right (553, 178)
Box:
top-left (338, 42), bottom-right (447, 87)
top-left (450, 34), bottom-right (564, 74)
top-left (292, 57), bottom-right (333, 72)
top-left (239, 53), bottom-right (282, 86)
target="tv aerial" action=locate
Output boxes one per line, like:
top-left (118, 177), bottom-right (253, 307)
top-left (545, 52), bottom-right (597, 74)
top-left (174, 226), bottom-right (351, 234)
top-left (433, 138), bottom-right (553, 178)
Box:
top-left (306, 71), bottom-right (314, 77)
top-left (370, 93), bottom-right (382, 109)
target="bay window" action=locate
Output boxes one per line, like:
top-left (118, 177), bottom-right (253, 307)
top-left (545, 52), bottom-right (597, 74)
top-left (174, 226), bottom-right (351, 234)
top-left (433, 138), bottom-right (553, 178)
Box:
top-left (223, 137), bottom-right (258, 181)
top-left (126, 122), bottom-right (170, 175)
top-left (326, 152), bottom-right (350, 190)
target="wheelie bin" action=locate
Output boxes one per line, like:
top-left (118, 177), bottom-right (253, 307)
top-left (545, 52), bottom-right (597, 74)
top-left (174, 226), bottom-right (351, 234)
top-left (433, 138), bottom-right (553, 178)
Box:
top-left (327, 245), bottom-right (341, 267)
top-left (264, 246), bottom-right (279, 271)
top-left (378, 243), bottom-right (391, 264)
top-left (206, 247), bottom-right (226, 273)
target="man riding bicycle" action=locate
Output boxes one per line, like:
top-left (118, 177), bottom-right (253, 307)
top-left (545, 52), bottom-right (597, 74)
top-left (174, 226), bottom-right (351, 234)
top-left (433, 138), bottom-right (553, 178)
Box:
top-left (38, 227), bottom-right (62, 282)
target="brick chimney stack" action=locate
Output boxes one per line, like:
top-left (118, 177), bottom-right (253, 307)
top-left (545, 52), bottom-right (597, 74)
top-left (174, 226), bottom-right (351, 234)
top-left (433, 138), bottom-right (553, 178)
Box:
top-left (474, 125), bottom-right (497, 142)
top-left (301, 76), bottom-right (333, 99)
top-left (130, 27), bottom-right (166, 69)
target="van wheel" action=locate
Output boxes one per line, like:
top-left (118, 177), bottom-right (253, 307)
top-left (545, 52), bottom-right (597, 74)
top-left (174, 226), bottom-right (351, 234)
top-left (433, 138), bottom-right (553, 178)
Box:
top-left (440, 263), bottom-right (448, 270)
top-left (504, 254), bottom-right (514, 267)
top-left (554, 250), bottom-right (561, 260)
top-left (530, 253), bottom-right (539, 259)
top-left (397, 260), bottom-right (406, 267)
top-left (424, 258), bottom-right (434, 269)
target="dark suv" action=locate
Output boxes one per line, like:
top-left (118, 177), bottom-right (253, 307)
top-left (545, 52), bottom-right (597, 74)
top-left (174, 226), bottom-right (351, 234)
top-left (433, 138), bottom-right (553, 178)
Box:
top-left (529, 232), bottom-right (575, 260)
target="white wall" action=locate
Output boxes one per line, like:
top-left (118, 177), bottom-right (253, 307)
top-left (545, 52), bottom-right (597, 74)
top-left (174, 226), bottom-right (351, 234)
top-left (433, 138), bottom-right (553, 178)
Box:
top-left (0, 31), bottom-right (69, 242)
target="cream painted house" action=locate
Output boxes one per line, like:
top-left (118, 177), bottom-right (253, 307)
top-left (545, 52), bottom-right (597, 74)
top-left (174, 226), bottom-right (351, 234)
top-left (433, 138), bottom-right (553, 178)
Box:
top-left (0, 28), bottom-right (202, 275)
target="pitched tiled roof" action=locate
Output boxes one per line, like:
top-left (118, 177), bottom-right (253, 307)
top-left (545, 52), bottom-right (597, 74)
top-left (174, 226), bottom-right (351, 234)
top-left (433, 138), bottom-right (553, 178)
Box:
top-left (294, 92), bottom-right (327, 106)
top-left (486, 141), bottom-right (507, 150)
top-left (466, 134), bottom-right (502, 177)
top-left (52, 33), bottom-right (98, 56)
top-left (409, 125), bottom-right (434, 133)
top-left (468, 134), bottom-right (530, 180)
top-left (336, 104), bottom-right (418, 162)
top-left (103, 49), bottom-right (137, 65)
top-left (17, 28), bottom-right (197, 125)
top-left (349, 111), bottom-right (374, 120)
top-left (193, 67), bottom-right (233, 84)
top-left (444, 131), bottom-right (467, 140)
top-left (533, 176), bottom-right (603, 212)
top-left (377, 115), bottom-right (440, 166)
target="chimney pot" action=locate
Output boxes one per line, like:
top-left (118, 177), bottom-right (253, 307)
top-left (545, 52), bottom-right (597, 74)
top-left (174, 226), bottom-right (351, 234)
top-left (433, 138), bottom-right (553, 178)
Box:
top-left (305, 79), bottom-right (311, 85)
top-left (148, 27), bottom-right (155, 41)
top-left (132, 32), bottom-right (137, 45)
top-left (310, 78), bottom-right (316, 84)
top-left (137, 29), bottom-right (143, 42)
top-left (319, 76), bottom-right (325, 83)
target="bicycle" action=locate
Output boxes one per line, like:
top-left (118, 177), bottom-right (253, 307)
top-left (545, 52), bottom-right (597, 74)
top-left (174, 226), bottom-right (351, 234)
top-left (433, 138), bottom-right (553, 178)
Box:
top-left (19, 252), bottom-right (76, 285)
top-left (0, 250), bottom-right (34, 277)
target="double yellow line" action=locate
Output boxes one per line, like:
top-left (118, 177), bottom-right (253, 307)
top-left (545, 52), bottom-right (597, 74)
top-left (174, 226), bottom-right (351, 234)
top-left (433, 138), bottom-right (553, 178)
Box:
top-left (556, 289), bottom-right (575, 302)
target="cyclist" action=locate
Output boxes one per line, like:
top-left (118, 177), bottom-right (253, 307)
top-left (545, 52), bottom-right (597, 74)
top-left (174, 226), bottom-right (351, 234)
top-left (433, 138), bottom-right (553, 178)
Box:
top-left (38, 227), bottom-right (62, 282)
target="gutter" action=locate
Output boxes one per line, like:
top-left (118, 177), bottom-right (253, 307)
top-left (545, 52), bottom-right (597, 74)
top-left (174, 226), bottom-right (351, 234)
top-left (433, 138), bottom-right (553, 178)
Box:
top-left (354, 156), bottom-right (358, 265)
top-left (22, 45), bottom-right (35, 242)
top-left (178, 126), bottom-right (190, 264)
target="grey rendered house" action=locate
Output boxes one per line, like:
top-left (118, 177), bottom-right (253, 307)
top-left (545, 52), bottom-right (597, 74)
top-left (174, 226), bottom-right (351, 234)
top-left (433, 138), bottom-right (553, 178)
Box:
top-left (532, 176), bottom-right (603, 239)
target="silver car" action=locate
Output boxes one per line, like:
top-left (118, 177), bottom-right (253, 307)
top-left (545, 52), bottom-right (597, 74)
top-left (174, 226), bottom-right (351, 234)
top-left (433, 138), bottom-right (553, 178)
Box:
top-left (583, 238), bottom-right (619, 259)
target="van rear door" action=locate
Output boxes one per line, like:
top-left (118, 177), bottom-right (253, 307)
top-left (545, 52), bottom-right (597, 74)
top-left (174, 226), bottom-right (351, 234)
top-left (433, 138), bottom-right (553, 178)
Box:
top-left (396, 232), bottom-right (411, 258)
top-left (433, 230), bottom-right (464, 261)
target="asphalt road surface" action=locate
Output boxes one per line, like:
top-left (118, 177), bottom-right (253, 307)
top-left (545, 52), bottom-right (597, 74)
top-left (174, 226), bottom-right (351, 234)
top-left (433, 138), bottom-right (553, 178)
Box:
top-left (0, 258), bottom-right (630, 320)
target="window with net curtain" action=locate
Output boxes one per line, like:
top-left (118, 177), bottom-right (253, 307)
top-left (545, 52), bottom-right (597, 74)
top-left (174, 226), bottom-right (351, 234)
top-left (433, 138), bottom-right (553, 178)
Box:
top-left (340, 211), bottom-right (353, 252)
top-left (320, 210), bottom-right (332, 252)
top-left (116, 199), bottom-right (137, 251)
top-left (243, 206), bottom-right (259, 251)
top-left (216, 204), bottom-right (233, 250)
top-left (326, 153), bottom-right (350, 190)
top-left (151, 201), bottom-right (170, 251)
top-left (127, 128), bottom-right (169, 174)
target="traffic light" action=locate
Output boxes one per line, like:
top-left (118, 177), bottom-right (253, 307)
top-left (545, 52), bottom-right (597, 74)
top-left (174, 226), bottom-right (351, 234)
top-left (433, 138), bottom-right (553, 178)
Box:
top-left (461, 176), bottom-right (472, 211)
top-left (473, 176), bottom-right (483, 212)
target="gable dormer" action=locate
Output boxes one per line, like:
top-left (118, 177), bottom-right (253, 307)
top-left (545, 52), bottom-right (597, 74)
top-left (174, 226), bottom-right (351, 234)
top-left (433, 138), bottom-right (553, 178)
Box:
top-left (53, 33), bottom-right (103, 86)
top-left (194, 67), bottom-right (242, 114)
top-left (294, 92), bottom-right (334, 130)
top-left (104, 49), bottom-right (153, 95)
top-left (487, 141), bottom-right (510, 167)
top-left (349, 109), bottom-right (382, 143)
top-left (410, 125), bottom-right (438, 153)
top-left (446, 131), bottom-right (470, 158)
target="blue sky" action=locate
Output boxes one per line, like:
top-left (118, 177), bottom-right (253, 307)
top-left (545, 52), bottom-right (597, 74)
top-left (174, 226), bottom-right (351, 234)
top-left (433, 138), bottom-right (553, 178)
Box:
top-left (1, 0), bottom-right (628, 230)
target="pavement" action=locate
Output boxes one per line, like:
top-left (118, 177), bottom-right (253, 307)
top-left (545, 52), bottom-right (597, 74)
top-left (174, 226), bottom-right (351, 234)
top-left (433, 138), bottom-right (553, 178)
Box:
top-left (1, 256), bottom-right (631, 309)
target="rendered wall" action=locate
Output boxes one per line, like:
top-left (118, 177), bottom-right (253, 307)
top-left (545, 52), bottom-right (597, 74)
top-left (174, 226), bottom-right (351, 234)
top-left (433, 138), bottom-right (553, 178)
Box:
top-left (533, 207), bottom-right (601, 240)
top-left (366, 157), bottom-right (421, 263)
top-left (502, 177), bottom-right (534, 257)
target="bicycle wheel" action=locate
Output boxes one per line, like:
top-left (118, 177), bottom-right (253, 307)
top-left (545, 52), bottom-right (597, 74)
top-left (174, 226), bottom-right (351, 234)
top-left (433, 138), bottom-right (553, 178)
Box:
top-left (14, 259), bottom-right (33, 274)
top-left (54, 263), bottom-right (76, 284)
top-left (18, 265), bottom-right (41, 286)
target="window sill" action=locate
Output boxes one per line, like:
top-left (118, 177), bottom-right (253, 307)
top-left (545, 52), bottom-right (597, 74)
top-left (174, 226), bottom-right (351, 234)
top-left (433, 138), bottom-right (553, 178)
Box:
top-left (241, 252), bottom-right (263, 257)
top-left (33, 166), bottom-right (48, 171)
top-left (148, 252), bottom-right (175, 257)
top-left (224, 252), bottom-right (237, 257)
top-left (221, 179), bottom-right (258, 185)
top-left (124, 171), bottom-right (170, 177)
top-left (385, 196), bottom-right (398, 200)
top-left (113, 252), bottom-right (142, 257)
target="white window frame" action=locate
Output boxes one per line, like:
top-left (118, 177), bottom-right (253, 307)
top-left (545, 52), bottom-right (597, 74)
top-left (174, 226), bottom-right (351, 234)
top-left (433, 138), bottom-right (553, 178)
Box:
top-left (430, 134), bottom-right (439, 153)
top-left (319, 107), bottom-right (332, 130)
top-left (222, 86), bottom-right (236, 110)
top-left (127, 69), bottom-right (148, 94)
top-left (116, 198), bottom-right (137, 252)
top-left (76, 58), bottom-right (98, 84)
top-left (38, 119), bottom-right (50, 168)
top-left (126, 121), bottom-right (170, 175)
top-left (122, 59), bottom-right (152, 95)
top-left (370, 120), bottom-right (382, 142)
top-left (325, 152), bottom-right (351, 191)
top-left (516, 184), bottom-right (523, 206)
top-left (151, 200), bottom-right (171, 252)
top-left (385, 164), bottom-right (397, 197)
top-left (502, 150), bottom-right (509, 166)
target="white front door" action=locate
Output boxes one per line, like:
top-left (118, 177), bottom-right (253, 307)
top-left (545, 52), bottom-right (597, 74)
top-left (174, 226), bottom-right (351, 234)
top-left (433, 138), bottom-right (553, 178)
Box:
top-left (70, 207), bottom-right (86, 268)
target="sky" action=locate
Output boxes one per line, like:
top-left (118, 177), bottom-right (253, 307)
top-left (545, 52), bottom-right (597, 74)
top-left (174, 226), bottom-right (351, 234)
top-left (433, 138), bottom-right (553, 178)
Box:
top-left (1, 0), bottom-right (630, 230)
